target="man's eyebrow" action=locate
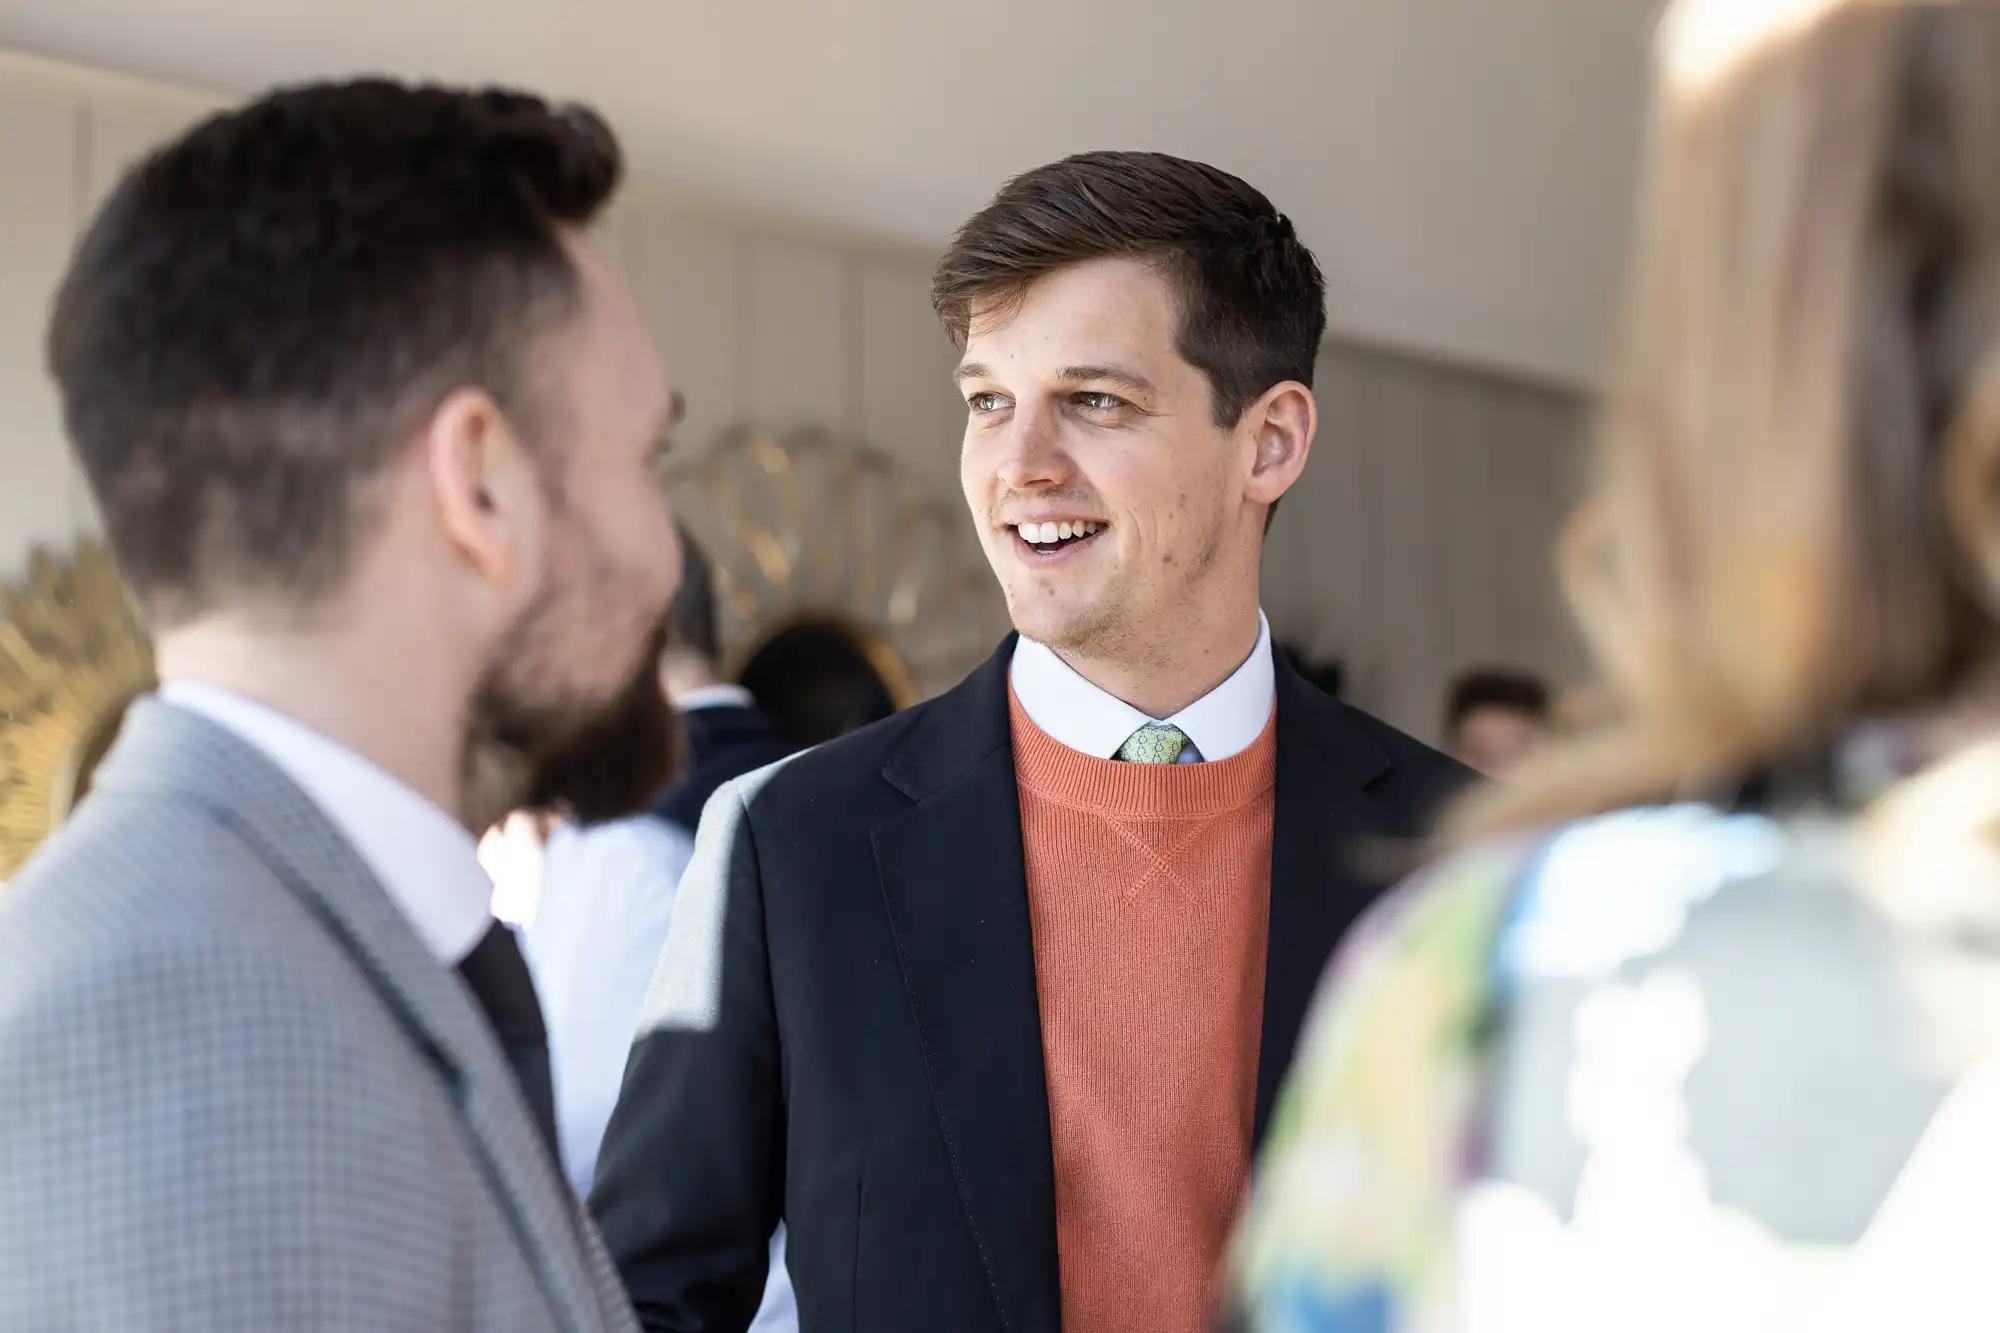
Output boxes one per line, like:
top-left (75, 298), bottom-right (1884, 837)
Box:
top-left (1055, 364), bottom-right (1156, 397)
top-left (951, 362), bottom-right (1160, 398)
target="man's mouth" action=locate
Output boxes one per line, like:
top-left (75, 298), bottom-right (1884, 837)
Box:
top-left (1009, 520), bottom-right (1105, 558)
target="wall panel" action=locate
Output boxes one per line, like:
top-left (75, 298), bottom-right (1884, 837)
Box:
top-left (1263, 340), bottom-right (1586, 740)
top-left (0, 83), bottom-right (82, 580)
top-left (742, 233), bottom-right (848, 435)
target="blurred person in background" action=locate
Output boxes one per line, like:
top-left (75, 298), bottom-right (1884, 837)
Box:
top-left (650, 527), bottom-right (794, 836)
top-left (1228, 1), bottom-right (2000, 1329)
top-left (502, 525), bottom-right (798, 1332)
top-left (502, 619), bottom-right (683, 1193)
top-left (735, 618), bottom-right (900, 749)
top-left (1443, 666), bottom-right (1551, 777)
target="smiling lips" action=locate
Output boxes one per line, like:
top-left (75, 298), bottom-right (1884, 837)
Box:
top-left (1010, 520), bottom-right (1106, 558)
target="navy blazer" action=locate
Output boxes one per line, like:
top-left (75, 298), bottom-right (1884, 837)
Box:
top-left (591, 637), bottom-right (1469, 1333)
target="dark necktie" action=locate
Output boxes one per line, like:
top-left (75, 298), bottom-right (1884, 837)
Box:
top-left (455, 921), bottom-right (561, 1166)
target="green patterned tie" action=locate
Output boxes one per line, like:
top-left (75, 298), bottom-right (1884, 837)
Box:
top-left (1115, 722), bottom-right (1190, 764)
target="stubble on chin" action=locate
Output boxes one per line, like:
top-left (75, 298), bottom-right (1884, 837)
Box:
top-left (1009, 579), bottom-right (1126, 660)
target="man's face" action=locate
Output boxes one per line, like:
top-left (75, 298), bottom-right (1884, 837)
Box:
top-left (464, 235), bottom-right (683, 811)
top-left (956, 258), bottom-right (1246, 661)
top-left (1452, 705), bottom-right (1544, 778)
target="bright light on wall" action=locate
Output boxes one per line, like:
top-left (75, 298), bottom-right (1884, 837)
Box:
top-left (1658, 0), bottom-right (1848, 93)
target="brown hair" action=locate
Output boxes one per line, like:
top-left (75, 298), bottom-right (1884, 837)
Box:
top-left (932, 150), bottom-right (1326, 429)
top-left (48, 80), bottom-right (622, 628)
top-left (1458, 0), bottom-right (2000, 836)
top-left (1446, 668), bottom-right (1552, 741)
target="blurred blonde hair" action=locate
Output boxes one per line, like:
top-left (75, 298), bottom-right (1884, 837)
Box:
top-left (1456, 0), bottom-right (2000, 837)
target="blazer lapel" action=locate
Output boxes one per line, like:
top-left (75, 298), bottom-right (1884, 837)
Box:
top-left (95, 701), bottom-right (623, 1333)
top-left (1255, 657), bottom-right (1394, 1144)
top-left (871, 638), bottom-right (1063, 1333)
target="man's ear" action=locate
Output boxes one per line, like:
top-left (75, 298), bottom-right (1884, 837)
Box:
top-left (1242, 381), bottom-right (1316, 509)
top-left (423, 386), bottom-right (544, 589)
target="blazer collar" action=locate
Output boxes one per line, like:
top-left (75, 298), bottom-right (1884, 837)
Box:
top-left (1256, 650), bottom-right (1396, 1138)
top-left (873, 634), bottom-right (1061, 1333)
top-left (881, 635), bottom-right (1019, 802)
top-left (870, 636), bottom-right (1413, 1326)
top-left (92, 699), bottom-right (628, 1333)
top-left (879, 638), bottom-right (1410, 1145)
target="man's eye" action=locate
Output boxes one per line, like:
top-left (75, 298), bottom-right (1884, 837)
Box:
top-left (968, 392), bottom-right (1007, 413)
top-left (1072, 392), bottom-right (1124, 412)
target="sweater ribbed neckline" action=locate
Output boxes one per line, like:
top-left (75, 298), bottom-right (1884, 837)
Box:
top-left (1008, 688), bottom-right (1276, 817)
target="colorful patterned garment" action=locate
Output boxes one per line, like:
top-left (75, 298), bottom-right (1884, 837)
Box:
top-left (1227, 738), bottom-right (2000, 1333)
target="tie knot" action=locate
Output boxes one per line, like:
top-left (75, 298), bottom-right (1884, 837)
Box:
top-left (1116, 722), bottom-right (1190, 764)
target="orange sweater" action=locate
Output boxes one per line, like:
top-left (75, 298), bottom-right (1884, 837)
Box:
top-left (1009, 689), bottom-right (1277, 1333)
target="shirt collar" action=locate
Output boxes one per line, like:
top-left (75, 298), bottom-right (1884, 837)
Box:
top-left (1008, 612), bottom-right (1275, 762)
top-left (158, 680), bottom-right (495, 966)
top-left (675, 683), bottom-right (757, 713)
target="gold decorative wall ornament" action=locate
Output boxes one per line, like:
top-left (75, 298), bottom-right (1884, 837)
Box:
top-left (661, 427), bottom-right (1008, 703)
top-left (0, 540), bottom-right (155, 881)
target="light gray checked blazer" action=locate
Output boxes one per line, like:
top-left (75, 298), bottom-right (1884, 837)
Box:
top-left (0, 699), bottom-right (641, 1333)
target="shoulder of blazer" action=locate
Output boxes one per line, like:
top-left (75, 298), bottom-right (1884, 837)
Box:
top-left (631, 642), bottom-right (1014, 1039)
top-left (1348, 704), bottom-right (1473, 823)
top-left (1271, 654), bottom-right (1476, 835)
top-left (735, 635), bottom-right (1019, 822)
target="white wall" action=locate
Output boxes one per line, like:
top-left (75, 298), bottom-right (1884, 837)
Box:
top-left (1266, 341), bottom-right (1585, 739)
top-left (0, 54), bottom-right (219, 564)
top-left (1, 0), bottom-right (1665, 386)
top-left (0, 48), bottom-right (966, 574)
top-left (0, 47), bottom-right (1587, 741)
top-left (600, 189), bottom-right (966, 501)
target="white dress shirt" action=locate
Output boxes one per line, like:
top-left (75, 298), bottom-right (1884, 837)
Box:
top-left (675, 682), bottom-right (758, 713)
top-left (159, 680), bottom-right (493, 967)
top-left (520, 816), bottom-right (695, 1195)
top-left (514, 794), bottom-right (797, 1332)
top-left (1008, 611), bottom-right (1276, 762)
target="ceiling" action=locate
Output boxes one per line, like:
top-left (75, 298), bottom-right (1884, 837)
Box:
top-left (0, 0), bottom-right (1667, 385)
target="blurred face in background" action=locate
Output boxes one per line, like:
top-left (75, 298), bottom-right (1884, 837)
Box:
top-left (1451, 705), bottom-right (1545, 779)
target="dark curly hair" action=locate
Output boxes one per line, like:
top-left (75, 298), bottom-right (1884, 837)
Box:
top-left (48, 79), bottom-right (624, 625)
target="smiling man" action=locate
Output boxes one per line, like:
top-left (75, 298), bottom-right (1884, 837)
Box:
top-left (589, 152), bottom-right (1467, 1333)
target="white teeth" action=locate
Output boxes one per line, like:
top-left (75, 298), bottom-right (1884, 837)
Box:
top-left (1016, 520), bottom-right (1103, 544)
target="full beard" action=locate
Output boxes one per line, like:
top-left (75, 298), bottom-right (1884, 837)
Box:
top-left (459, 611), bottom-right (679, 834)
top-left (521, 620), bottom-right (681, 825)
